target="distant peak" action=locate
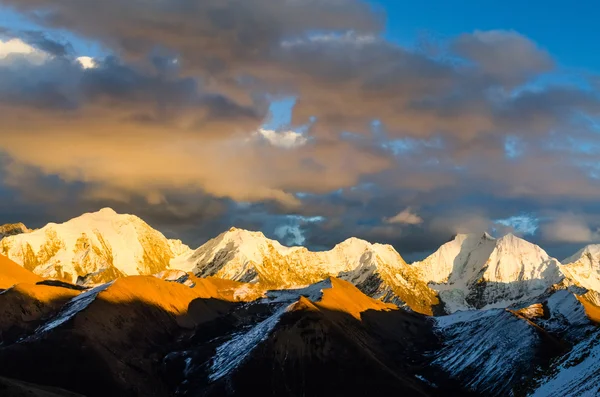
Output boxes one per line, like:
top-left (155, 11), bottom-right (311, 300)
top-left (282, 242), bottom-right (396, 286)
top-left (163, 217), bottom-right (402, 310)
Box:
top-left (498, 232), bottom-right (519, 241)
top-left (335, 236), bottom-right (371, 249)
top-left (448, 233), bottom-right (459, 242)
top-left (448, 233), bottom-right (471, 243)
top-left (223, 227), bottom-right (266, 239)
top-left (97, 207), bottom-right (118, 215)
top-left (482, 232), bottom-right (495, 240)
top-left (563, 244), bottom-right (600, 264)
top-left (0, 222), bottom-right (31, 237)
top-left (341, 236), bottom-right (369, 244)
top-left (0, 222), bottom-right (29, 231)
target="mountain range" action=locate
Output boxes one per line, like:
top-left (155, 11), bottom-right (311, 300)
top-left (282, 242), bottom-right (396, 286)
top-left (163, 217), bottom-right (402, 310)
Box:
top-left (0, 208), bottom-right (599, 396)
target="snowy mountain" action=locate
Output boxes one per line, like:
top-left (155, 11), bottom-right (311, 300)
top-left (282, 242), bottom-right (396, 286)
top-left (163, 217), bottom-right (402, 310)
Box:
top-left (173, 227), bottom-right (442, 314)
top-left (561, 244), bottom-right (600, 293)
top-left (0, 253), bottom-right (599, 396)
top-left (2, 213), bottom-right (600, 395)
top-left (412, 233), bottom-right (564, 313)
top-left (0, 208), bottom-right (191, 284)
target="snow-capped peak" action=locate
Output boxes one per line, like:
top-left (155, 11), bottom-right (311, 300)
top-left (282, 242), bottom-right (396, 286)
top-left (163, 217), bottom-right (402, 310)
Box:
top-left (560, 244), bottom-right (600, 294)
top-left (413, 232), bottom-right (563, 312)
top-left (482, 232), bottom-right (495, 240)
top-left (0, 208), bottom-right (191, 284)
top-left (563, 244), bottom-right (600, 265)
top-left (97, 207), bottom-right (118, 216)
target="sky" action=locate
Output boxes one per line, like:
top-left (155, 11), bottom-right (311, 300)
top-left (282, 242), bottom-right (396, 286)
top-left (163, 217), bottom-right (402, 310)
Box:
top-left (0, 0), bottom-right (599, 261)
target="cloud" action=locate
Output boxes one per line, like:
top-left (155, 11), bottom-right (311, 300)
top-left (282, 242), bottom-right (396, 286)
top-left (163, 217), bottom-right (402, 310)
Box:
top-left (540, 215), bottom-right (600, 243)
top-left (429, 212), bottom-right (492, 235)
top-left (0, 37), bottom-right (36, 56)
top-left (76, 56), bottom-right (96, 69)
top-left (18, 30), bottom-right (73, 57)
top-left (452, 30), bottom-right (553, 86)
top-left (494, 214), bottom-right (539, 235)
top-left (0, 1), bottom-right (600, 260)
top-left (384, 208), bottom-right (423, 225)
top-left (255, 129), bottom-right (308, 149)
top-left (0, 37), bottom-right (48, 64)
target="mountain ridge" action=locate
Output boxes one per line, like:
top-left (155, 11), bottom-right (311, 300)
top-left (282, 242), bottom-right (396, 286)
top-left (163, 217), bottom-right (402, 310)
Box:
top-left (2, 208), bottom-right (600, 317)
top-left (0, 244), bottom-right (599, 396)
top-left (174, 226), bottom-right (443, 314)
top-left (0, 208), bottom-right (191, 285)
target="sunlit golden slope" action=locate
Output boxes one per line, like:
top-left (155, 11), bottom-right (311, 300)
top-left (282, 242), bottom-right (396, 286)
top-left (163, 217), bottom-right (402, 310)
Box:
top-left (312, 277), bottom-right (397, 320)
top-left (0, 254), bottom-right (42, 289)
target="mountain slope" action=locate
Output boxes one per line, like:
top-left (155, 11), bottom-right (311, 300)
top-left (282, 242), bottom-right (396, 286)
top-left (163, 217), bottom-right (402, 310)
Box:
top-left (0, 282), bottom-right (79, 344)
top-left (530, 327), bottom-right (600, 396)
top-left (412, 233), bottom-right (563, 312)
top-left (433, 306), bottom-right (568, 396)
top-left (0, 254), bottom-right (42, 289)
top-left (171, 278), bottom-right (463, 397)
top-left (0, 376), bottom-right (84, 397)
top-left (173, 228), bottom-right (442, 314)
top-left (561, 244), bottom-right (600, 293)
top-left (0, 275), bottom-right (243, 396)
top-left (0, 208), bottom-right (191, 284)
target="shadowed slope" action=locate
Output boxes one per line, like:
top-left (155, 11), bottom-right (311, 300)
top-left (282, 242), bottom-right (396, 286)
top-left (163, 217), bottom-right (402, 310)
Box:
top-left (433, 307), bottom-right (568, 396)
top-left (530, 327), bottom-right (600, 396)
top-left (0, 276), bottom-right (244, 396)
top-left (0, 376), bottom-right (83, 397)
top-left (174, 277), bottom-right (467, 396)
top-left (0, 283), bottom-right (79, 344)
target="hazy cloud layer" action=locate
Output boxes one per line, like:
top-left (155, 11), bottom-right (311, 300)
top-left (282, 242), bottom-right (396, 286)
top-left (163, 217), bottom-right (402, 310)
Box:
top-left (541, 214), bottom-right (600, 244)
top-left (384, 208), bottom-right (423, 225)
top-left (0, 0), bottom-right (600, 260)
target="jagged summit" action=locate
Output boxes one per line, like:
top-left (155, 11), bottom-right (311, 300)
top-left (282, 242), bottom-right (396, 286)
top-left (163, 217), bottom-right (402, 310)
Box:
top-left (0, 208), bottom-right (191, 284)
top-left (561, 244), bottom-right (600, 295)
top-left (413, 232), bottom-right (563, 312)
top-left (563, 244), bottom-right (600, 265)
top-left (0, 223), bottom-right (31, 240)
top-left (482, 232), bottom-right (495, 240)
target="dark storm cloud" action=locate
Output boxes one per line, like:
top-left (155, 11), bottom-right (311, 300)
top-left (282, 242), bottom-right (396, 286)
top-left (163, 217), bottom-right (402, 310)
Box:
top-left (19, 30), bottom-right (73, 57)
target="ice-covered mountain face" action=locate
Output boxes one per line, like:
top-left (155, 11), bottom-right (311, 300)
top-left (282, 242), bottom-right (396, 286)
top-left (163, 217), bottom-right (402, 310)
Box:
top-left (561, 244), bottom-right (600, 293)
top-left (0, 208), bottom-right (191, 285)
top-left (0, 223), bottom-right (30, 240)
top-left (412, 233), bottom-right (564, 313)
top-left (173, 227), bottom-right (442, 314)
